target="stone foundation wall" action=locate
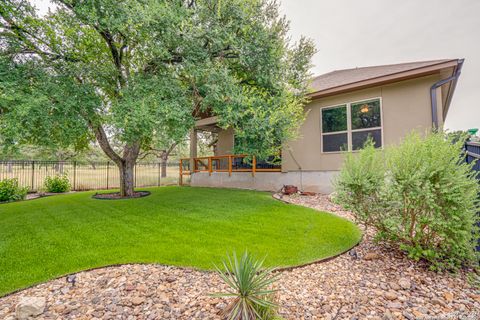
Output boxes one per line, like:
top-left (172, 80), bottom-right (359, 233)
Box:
top-left (190, 171), bottom-right (338, 194)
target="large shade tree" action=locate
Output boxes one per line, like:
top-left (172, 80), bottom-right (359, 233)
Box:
top-left (0, 0), bottom-right (315, 196)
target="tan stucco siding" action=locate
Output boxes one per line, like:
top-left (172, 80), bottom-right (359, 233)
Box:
top-left (215, 127), bottom-right (234, 155)
top-left (282, 74), bottom-right (443, 172)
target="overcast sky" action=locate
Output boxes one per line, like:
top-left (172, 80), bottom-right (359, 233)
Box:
top-left (32, 0), bottom-right (480, 130)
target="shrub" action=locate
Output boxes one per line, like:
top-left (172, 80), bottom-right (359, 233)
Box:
top-left (0, 178), bottom-right (28, 202)
top-left (44, 174), bottom-right (71, 193)
top-left (335, 132), bottom-right (480, 270)
top-left (333, 140), bottom-right (386, 228)
top-left (213, 251), bottom-right (280, 320)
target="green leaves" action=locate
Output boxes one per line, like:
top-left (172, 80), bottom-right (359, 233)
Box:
top-left (1, 0), bottom-right (314, 164)
top-left (0, 178), bottom-right (28, 202)
top-left (43, 174), bottom-right (71, 193)
top-left (213, 251), bottom-right (280, 320)
top-left (335, 131), bottom-right (480, 271)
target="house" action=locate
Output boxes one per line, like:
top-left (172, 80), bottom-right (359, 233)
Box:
top-left (181, 59), bottom-right (464, 193)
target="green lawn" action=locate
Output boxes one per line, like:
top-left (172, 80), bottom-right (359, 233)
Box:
top-left (0, 187), bottom-right (361, 296)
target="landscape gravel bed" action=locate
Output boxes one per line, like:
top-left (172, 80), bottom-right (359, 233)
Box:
top-left (0, 193), bottom-right (479, 319)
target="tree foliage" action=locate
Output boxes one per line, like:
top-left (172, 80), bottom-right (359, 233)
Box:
top-left (0, 0), bottom-right (315, 195)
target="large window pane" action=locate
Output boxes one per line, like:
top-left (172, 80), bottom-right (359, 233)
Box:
top-left (352, 129), bottom-right (382, 150)
top-left (322, 105), bottom-right (347, 133)
top-left (351, 99), bottom-right (381, 130)
top-left (323, 133), bottom-right (348, 152)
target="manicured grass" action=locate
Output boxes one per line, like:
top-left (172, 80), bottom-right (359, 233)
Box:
top-left (0, 187), bottom-right (361, 296)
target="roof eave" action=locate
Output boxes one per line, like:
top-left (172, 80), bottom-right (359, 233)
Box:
top-left (308, 60), bottom-right (459, 100)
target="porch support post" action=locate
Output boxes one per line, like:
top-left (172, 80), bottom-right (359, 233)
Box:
top-left (189, 129), bottom-right (197, 172)
top-left (252, 156), bottom-right (256, 177)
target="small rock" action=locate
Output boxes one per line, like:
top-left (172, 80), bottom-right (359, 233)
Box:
top-left (15, 297), bottom-right (46, 320)
top-left (386, 302), bottom-right (402, 309)
top-left (131, 297), bottom-right (145, 306)
top-left (398, 278), bottom-right (411, 290)
top-left (363, 252), bottom-right (380, 260)
top-left (216, 303), bottom-right (227, 310)
top-left (385, 291), bottom-right (398, 301)
top-left (412, 310), bottom-right (424, 318)
top-left (389, 282), bottom-right (401, 291)
top-left (431, 298), bottom-right (445, 307)
top-left (444, 292), bottom-right (454, 302)
top-left (166, 276), bottom-right (176, 283)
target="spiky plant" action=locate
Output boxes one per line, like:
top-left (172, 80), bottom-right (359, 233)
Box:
top-left (213, 251), bottom-right (280, 320)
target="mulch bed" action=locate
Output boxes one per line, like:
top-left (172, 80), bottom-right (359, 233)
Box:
top-left (92, 191), bottom-right (151, 200)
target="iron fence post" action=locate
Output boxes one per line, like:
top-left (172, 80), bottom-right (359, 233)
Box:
top-left (31, 161), bottom-right (35, 191)
top-left (73, 161), bottom-right (77, 191)
top-left (106, 161), bottom-right (110, 189)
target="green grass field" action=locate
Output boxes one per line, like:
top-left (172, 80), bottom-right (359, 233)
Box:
top-left (0, 187), bottom-right (361, 296)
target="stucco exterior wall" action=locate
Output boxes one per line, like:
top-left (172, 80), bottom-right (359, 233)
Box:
top-left (190, 171), bottom-right (337, 194)
top-left (215, 127), bottom-right (234, 156)
top-left (282, 74), bottom-right (443, 172)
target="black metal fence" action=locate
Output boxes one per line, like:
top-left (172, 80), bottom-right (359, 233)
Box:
top-left (0, 160), bottom-right (179, 192)
top-left (465, 141), bottom-right (480, 177)
top-left (465, 141), bottom-right (480, 252)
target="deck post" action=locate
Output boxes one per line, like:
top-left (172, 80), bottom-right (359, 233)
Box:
top-left (208, 157), bottom-right (212, 176)
top-left (179, 161), bottom-right (183, 186)
top-left (228, 155), bottom-right (232, 176)
top-left (252, 156), bottom-right (256, 177)
top-left (189, 129), bottom-right (197, 172)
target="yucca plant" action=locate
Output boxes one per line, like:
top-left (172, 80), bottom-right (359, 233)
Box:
top-left (213, 251), bottom-right (280, 320)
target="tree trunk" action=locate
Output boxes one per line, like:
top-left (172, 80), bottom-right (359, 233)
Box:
top-left (90, 124), bottom-right (140, 197)
top-left (119, 159), bottom-right (135, 197)
top-left (161, 154), bottom-right (168, 178)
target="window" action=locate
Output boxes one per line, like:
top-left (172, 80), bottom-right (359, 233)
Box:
top-left (321, 98), bottom-right (382, 152)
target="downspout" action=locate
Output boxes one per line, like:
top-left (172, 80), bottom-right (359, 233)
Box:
top-left (287, 147), bottom-right (304, 191)
top-left (430, 59), bottom-right (464, 129)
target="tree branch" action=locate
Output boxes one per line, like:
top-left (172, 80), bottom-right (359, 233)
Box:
top-left (89, 123), bottom-right (123, 165)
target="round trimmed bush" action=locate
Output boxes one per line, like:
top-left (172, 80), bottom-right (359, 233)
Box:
top-left (44, 174), bottom-right (71, 193)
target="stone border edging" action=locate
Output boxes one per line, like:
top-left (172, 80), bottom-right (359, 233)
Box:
top-left (92, 191), bottom-right (151, 200)
top-left (0, 191), bottom-right (75, 205)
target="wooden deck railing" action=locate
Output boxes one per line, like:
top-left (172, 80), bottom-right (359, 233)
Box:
top-left (179, 155), bottom-right (281, 185)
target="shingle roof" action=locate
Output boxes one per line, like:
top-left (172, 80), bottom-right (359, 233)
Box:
top-left (310, 59), bottom-right (456, 94)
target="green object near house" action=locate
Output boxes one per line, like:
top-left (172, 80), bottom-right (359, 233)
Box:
top-left (467, 128), bottom-right (478, 135)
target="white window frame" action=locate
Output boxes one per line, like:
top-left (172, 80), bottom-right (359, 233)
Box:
top-left (320, 97), bottom-right (383, 153)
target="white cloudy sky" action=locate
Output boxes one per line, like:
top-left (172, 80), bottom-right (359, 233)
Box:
top-left (31, 0), bottom-right (480, 130)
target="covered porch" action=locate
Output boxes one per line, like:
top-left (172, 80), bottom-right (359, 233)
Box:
top-left (179, 116), bottom-right (281, 185)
